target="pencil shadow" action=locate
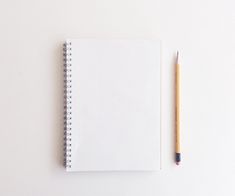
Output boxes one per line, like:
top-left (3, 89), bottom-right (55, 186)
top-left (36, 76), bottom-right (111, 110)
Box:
top-left (172, 53), bottom-right (178, 164)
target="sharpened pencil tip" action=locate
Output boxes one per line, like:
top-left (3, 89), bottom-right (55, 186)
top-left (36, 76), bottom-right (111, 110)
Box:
top-left (176, 51), bottom-right (179, 64)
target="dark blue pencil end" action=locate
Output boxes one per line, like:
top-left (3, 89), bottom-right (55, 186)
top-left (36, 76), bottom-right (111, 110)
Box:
top-left (175, 153), bottom-right (181, 165)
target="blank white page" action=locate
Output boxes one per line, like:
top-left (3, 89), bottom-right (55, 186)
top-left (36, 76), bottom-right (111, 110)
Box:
top-left (67, 39), bottom-right (161, 171)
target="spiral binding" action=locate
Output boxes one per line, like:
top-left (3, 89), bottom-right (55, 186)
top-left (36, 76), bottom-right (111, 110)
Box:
top-left (63, 41), bottom-right (72, 169)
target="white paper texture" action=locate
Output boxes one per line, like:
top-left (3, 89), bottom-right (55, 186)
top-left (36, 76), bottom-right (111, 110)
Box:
top-left (67, 39), bottom-right (161, 171)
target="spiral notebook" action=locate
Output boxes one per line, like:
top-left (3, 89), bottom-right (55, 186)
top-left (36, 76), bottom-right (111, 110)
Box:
top-left (63, 39), bottom-right (161, 172)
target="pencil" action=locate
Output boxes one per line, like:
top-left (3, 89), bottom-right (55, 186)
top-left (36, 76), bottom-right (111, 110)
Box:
top-left (175, 51), bottom-right (181, 165)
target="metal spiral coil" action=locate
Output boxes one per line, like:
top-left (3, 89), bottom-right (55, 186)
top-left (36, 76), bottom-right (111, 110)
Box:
top-left (63, 41), bottom-right (72, 169)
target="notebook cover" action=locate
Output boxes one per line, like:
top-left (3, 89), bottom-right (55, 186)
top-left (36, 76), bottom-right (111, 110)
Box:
top-left (63, 39), bottom-right (161, 171)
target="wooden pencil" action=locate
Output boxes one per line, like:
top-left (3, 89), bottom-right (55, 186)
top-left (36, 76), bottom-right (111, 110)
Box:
top-left (175, 51), bottom-right (181, 165)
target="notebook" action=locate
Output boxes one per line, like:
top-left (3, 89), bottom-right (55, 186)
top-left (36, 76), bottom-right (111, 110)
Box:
top-left (63, 39), bottom-right (161, 172)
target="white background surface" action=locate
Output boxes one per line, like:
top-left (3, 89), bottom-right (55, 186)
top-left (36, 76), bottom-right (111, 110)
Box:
top-left (0, 0), bottom-right (235, 195)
